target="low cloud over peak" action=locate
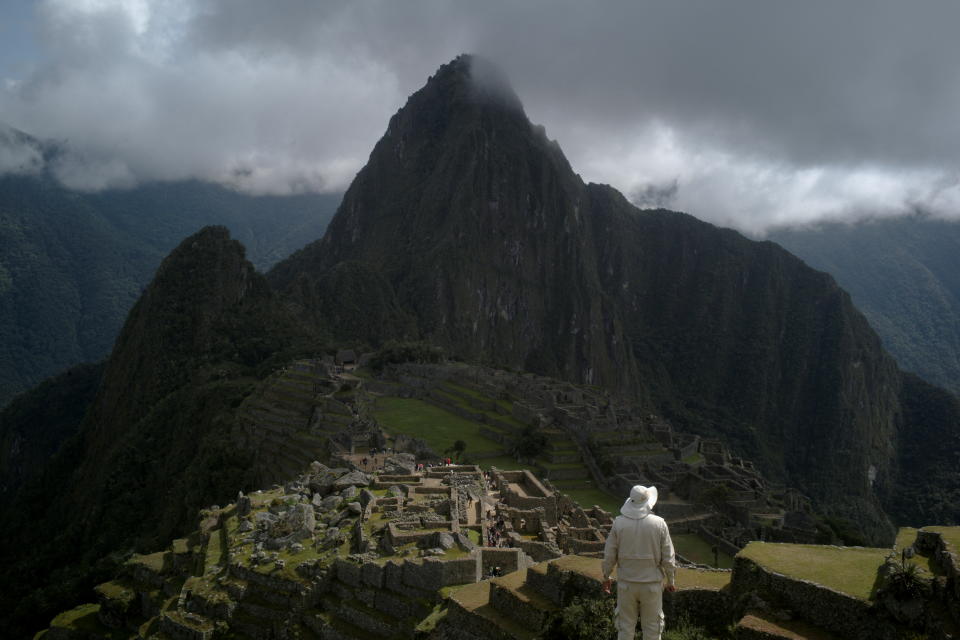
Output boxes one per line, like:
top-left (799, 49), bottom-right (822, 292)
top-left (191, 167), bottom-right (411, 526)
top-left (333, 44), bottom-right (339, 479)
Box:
top-left (2, 1), bottom-right (960, 232)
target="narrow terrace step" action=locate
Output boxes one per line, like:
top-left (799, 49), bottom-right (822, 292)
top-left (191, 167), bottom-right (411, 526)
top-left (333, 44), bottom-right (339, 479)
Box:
top-left (303, 609), bottom-right (370, 640)
top-left (734, 612), bottom-right (841, 640)
top-left (320, 594), bottom-right (406, 639)
top-left (245, 399), bottom-right (305, 420)
top-left (488, 568), bottom-right (558, 632)
top-left (444, 581), bottom-right (536, 640)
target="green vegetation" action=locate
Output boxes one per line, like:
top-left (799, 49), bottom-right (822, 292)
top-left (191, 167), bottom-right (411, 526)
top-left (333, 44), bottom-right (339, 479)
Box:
top-left (884, 562), bottom-right (928, 600)
top-left (368, 340), bottom-right (444, 372)
top-left (543, 595), bottom-right (617, 640)
top-left (0, 172), bottom-right (339, 409)
top-left (374, 397), bottom-right (502, 456)
top-left (672, 534), bottom-right (734, 569)
top-left (511, 424), bottom-right (549, 459)
top-left (544, 596), bottom-right (728, 640)
top-left (739, 542), bottom-right (887, 600)
top-left (557, 485), bottom-right (620, 515)
top-left (50, 603), bottom-right (127, 639)
top-left (772, 215), bottom-right (960, 396)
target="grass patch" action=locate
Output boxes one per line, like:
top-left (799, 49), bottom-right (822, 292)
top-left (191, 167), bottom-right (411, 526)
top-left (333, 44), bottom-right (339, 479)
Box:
top-left (415, 603), bottom-right (448, 634)
top-left (739, 542), bottom-right (887, 600)
top-left (374, 397), bottom-right (502, 455)
top-left (672, 534), bottom-right (734, 569)
top-left (443, 382), bottom-right (513, 412)
top-left (559, 486), bottom-right (620, 515)
top-left (675, 567), bottom-right (731, 590)
top-left (50, 604), bottom-right (127, 639)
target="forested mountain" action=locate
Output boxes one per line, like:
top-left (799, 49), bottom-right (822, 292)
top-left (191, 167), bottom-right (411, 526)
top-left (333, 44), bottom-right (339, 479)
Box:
top-left (1, 55), bottom-right (957, 637)
top-left (771, 216), bottom-right (960, 395)
top-left (273, 56), bottom-right (958, 540)
top-left (0, 158), bottom-right (340, 409)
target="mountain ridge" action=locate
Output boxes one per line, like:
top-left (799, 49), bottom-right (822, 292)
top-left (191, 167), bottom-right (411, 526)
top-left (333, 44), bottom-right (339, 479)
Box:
top-left (271, 54), bottom-right (945, 541)
top-left (1, 53), bottom-right (957, 637)
top-left (0, 154), bottom-right (340, 409)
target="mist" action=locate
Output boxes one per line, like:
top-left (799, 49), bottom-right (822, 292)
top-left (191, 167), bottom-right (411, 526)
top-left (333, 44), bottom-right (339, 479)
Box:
top-left (2, 0), bottom-right (959, 234)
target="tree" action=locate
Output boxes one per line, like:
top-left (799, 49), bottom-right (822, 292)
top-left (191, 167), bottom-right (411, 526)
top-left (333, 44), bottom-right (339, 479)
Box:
top-left (452, 440), bottom-right (467, 462)
top-left (512, 425), bottom-right (548, 461)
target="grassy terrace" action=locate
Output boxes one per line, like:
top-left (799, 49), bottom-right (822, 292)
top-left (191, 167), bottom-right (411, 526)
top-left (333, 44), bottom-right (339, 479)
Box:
top-left (895, 527), bottom-right (939, 576)
top-left (442, 381), bottom-right (513, 413)
top-left (672, 533), bottom-right (734, 569)
top-left (739, 542), bottom-right (887, 600)
top-left (48, 604), bottom-right (128, 640)
top-left (374, 397), bottom-right (504, 457)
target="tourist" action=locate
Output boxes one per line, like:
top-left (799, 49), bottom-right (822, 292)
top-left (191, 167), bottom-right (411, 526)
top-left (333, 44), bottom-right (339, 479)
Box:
top-left (601, 485), bottom-right (676, 640)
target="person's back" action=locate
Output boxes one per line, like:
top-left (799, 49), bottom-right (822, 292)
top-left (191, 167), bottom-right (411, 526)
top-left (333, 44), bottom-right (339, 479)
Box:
top-left (602, 485), bottom-right (675, 640)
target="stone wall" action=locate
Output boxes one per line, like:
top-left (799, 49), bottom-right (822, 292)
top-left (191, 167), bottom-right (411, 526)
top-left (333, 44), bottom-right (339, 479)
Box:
top-left (335, 555), bottom-right (481, 594)
top-left (478, 548), bottom-right (526, 576)
top-left (730, 556), bottom-right (899, 640)
top-left (697, 525), bottom-right (742, 557)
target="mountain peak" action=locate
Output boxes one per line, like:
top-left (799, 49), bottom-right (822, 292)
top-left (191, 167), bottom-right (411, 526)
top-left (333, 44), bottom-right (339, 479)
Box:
top-left (425, 54), bottom-right (524, 112)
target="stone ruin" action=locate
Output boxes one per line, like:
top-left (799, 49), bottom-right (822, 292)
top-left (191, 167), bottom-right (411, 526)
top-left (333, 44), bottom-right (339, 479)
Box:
top-left (376, 362), bottom-right (826, 558)
top-left (43, 458), bottom-right (618, 640)
top-left (37, 454), bottom-right (960, 640)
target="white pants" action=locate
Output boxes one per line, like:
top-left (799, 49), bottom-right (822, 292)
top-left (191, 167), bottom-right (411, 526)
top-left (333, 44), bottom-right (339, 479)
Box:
top-left (615, 580), bottom-right (664, 640)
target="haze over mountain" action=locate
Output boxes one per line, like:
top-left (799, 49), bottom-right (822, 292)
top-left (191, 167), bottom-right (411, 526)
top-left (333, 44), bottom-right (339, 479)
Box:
top-left (272, 56), bottom-right (959, 540)
top-left (771, 215), bottom-right (960, 396)
top-left (1, 55), bottom-right (958, 637)
top-left (4, 1), bottom-right (960, 234)
top-left (0, 130), bottom-right (340, 409)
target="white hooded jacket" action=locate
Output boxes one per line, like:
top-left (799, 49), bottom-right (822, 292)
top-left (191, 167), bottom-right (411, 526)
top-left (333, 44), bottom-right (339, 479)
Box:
top-left (602, 512), bottom-right (676, 585)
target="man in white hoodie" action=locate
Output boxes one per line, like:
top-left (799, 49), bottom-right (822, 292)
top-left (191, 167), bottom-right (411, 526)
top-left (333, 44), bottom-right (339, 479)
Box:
top-left (601, 485), bottom-right (676, 640)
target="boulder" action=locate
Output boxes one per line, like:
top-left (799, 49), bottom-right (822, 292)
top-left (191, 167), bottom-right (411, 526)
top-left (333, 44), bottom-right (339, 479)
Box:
top-left (332, 471), bottom-right (371, 491)
top-left (309, 470), bottom-right (339, 495)
top-left (255, 511), bottom-right (278, 527)
top-left (341, 485), bottom-right (358, 500)
top-left (347, 502), bottom-right (363, 516)
top-left (320, 495), bottom-right (343, 512)
top-left (383, 453), bottom-right (417, 474)
top-left (359, 489), bottom-right (376, 509)
top-left (437, 532), bottom-right (455, 550)
top-left (286, 503), bottom-right (316, 535)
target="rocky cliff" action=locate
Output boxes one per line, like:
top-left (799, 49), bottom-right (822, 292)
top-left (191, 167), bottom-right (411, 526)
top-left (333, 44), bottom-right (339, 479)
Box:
top-left (271, 55), bottom-right (941, 541)
top-left (3, 54), bottom-right (958, 638)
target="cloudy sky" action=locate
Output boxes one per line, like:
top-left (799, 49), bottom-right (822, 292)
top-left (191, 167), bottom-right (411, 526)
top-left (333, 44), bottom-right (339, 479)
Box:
top-left (2, 0), bottom-right (959, 234)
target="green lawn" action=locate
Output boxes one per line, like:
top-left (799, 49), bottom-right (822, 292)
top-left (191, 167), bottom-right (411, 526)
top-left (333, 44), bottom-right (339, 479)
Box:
top-left (374, 397), bottom-right (504, 456)
top-left (558, 486), bottom-right (621, 515)
top-left (672, 533), bottom-right (734, 569)
top-left (739, 542), bottom-right (887, 600)
top-left (443, 381), bottom-right (513, 413)
top-left (374, 397), bottom-right (620, 517)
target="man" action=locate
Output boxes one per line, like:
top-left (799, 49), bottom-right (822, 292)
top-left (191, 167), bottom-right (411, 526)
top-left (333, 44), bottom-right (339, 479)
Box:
top-left (602, 485), bottom-right (676, 640)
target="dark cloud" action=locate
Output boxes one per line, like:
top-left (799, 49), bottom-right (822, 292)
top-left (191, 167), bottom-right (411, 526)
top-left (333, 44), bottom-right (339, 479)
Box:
top-left (1, 0), bottom-right (959, 232)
